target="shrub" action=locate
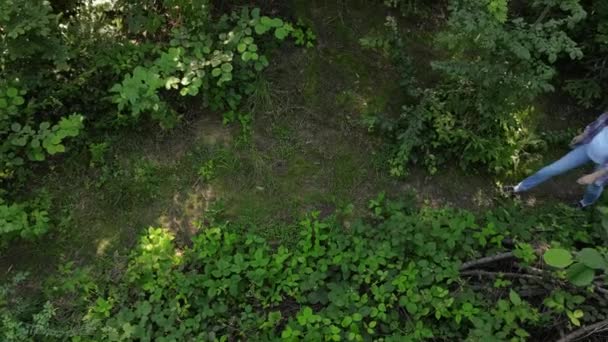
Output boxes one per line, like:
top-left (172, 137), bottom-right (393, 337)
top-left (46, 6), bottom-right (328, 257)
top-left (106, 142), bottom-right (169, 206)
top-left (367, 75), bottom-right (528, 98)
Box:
top-left (0, 0), bottom-right (302, 245)
top-left (67, 198), bottom-right (603, 341)
top-left (562, 0), bottom-right (608, 108)
top-left (368, 0), bottom-right (585, 175)
top-left (109, 6), bottom-right (301, 128)
top-left (0, 83), bottom-right (83, 245)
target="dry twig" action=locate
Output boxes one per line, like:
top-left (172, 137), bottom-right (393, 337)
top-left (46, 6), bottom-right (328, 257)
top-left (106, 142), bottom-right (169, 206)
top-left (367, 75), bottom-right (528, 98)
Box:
top-left (460, 270), bottom-right (543, 281)
top-left (556, 318), bottom-right (608, 342)
top-left (460, 252), bottom-right (516, 271)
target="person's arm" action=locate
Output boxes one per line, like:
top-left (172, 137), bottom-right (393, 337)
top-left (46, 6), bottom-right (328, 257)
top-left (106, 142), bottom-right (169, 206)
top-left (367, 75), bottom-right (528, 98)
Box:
top-left (573, 112), bottom-right (608, 147)
top-left (577, 167), bottom-right (608, 185)
top-left (570, 133), bottom-right (585, 146)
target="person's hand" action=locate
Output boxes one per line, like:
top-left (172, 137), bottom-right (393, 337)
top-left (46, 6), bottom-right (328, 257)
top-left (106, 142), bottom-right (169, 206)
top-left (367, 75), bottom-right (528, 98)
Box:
top-left (577, 174), bottom-right (597, 185)
top-left (570, 134), bottom-right (584, 147)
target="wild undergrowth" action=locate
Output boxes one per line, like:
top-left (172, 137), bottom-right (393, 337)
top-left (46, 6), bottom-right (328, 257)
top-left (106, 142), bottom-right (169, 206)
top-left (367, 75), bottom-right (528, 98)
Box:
top-left (3, 196), bottom-right (607, 341)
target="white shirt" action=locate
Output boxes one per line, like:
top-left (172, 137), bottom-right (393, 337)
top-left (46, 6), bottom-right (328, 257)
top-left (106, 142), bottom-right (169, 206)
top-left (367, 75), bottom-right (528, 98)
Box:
top-left (587, 126), bottom-right (608, 164)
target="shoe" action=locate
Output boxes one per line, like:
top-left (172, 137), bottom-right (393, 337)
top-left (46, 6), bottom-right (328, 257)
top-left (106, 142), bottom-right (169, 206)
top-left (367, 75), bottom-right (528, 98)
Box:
top-left (570, 202), bottom-right (585, 210)
top-left (502, 185), bottom-right (518, 197)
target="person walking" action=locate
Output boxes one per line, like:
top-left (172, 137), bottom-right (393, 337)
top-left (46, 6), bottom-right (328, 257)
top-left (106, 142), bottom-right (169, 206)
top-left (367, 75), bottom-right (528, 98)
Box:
top-left (505, 112), bottom-right (608, 208)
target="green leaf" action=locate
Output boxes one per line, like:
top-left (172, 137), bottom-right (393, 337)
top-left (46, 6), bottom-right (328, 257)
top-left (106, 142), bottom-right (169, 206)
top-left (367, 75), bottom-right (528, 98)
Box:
top-left (221, 63), bottom-right (233, 73)
top-left (509, 290), bottom-right (522, 306)
top-left (237, 43), bottom-right (247, 53)
top-left (544, 248), bottom-right (573, 268)
top-left (275, 27), bottom-right (289, 40)
top-left (31, 150), bottom-right (45, 161)
top-left (260, 55), bottom-right (269, 67)
top-left (11, 123), bottom-right (21, 132)
top-left (0, 98), bottom-right (7, 108)
top-left (6, 87), bottom-right (18, 98)
top-left (341, 316), bottom-right (352, 327)
top-left (11, 136), bottom-right (28, 146)
top-left (211, 68), bottom-right (222, 77)
top-left (46, 143), bottom-right (66, 155)
top-left (220, 73), bottom-right (232, 83)
top-left (567, 309), bottom-right (584, 327)
top-left (260, 16), bottom-right (274, 26)
top-left (405, 302), bottom-right (418, 314)
top-left (165, 76), bottom-right (180, 90)
top-left (12, 96), bottom-right (24, 106)
top-left (487, 0), bottom-right (508, 23)
top-left (269, 18), bottom-right (284, 28)
top-left (566, 262), bottom-right (595, 287)
top-left (268, 311), bottom-right (282, 323)
top-left (297, 307), bottom-right (313, 325)
top-left (122, 322), bottom-right (135, 338)
top-left (255, 23), bottom-right (269, 35)
top-left (576, 248), bottom-right (608, 270)
top-left (512, 43), bottom-right (531, 60)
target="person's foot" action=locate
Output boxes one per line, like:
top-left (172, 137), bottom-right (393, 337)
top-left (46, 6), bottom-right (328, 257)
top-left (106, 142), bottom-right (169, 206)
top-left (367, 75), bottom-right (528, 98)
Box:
top-left (502, 185), bottom-right (518, 196)
top-left (570, 201), bottom-right (587, 210)
top-left (503, 185), bottom-right (515, 193)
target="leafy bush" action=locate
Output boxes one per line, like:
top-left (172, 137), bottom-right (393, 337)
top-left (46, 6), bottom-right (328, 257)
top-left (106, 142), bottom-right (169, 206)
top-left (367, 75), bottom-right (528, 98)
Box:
top-left (0, 0), bottom-right (302, 245)
top-left (0, 273), bottom-right (57, 342)
top-left (0, 0), bottom-right (69, 85)
top-left (562, 0), bottom-right (608, 108)
top-left (17, 198), bottom-right (590, 340)
top-left (544, 247), bottom-right (608, 287)
top-left (3, 196), bottom-right (608, 340)
top-left (0, 83), bottom-right (83, 245)
top-left (110, 5), bottom-right (304, 128)
top-left (368, 0), bottom-right (586, 175)
top-left (0, 196), bottom-right (50, 248)
top-left (0, 0), bottom-right (99, 245)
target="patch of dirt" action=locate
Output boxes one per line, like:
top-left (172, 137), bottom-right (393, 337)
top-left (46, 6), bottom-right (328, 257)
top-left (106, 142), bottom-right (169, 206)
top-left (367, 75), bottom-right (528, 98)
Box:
top-left (158, 183), bottom-right (218, 246)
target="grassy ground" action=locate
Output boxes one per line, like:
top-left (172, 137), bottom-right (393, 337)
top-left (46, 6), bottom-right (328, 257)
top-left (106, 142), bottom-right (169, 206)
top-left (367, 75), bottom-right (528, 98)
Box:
top-left (0, 0), bottom-right (594, 284)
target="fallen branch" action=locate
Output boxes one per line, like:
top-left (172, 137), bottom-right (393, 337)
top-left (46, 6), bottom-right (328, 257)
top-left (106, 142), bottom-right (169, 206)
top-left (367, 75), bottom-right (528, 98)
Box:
top-left (460, 270), bottom-right (543, 281)
top-left (517, 265), bottom-right (547, 276)
top-left (534, 4), bottom-right (552, 25)
top-left (461, 247), bottom-right (544, 271)
top-left (557, 318), bottom-right (608, 342)
top-left (460, 252), bottom-right (516, 271)
top-left (594, 283), bottom-right (608, 296)
top-left (469, 284), bottom-right (548, 298)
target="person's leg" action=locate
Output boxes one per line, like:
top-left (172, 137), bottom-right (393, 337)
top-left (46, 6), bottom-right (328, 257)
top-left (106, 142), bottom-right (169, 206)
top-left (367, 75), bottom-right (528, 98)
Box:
top-left (580, 183), bottom-right (604, 207)
top-left (515, 145), bottom-right (591, 192)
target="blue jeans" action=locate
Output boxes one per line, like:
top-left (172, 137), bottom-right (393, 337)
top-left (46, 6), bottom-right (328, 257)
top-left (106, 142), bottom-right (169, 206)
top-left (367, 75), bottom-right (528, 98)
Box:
top-left (515, 145), bottom-right (604, 207)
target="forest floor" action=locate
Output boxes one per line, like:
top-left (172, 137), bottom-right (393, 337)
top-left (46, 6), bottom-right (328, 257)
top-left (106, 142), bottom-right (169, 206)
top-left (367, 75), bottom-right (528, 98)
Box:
top-left (0, 0), bottom-right (597, 285)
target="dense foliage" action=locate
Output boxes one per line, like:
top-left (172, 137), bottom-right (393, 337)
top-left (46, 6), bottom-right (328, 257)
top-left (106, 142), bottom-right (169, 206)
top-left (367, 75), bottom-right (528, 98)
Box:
top-left (366, 0), bottom-right (605, 176)
top-left (4, 0), bottom-right (608, 341)
top-left (563, 0), bottom-right (608, 108)
top-left (3, 197), bottom-right (608, 340)
top-left (0, 0), bottom-right (309, 245)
